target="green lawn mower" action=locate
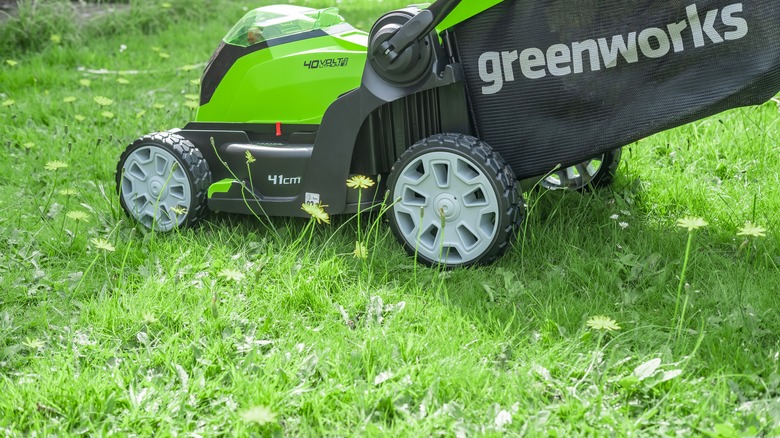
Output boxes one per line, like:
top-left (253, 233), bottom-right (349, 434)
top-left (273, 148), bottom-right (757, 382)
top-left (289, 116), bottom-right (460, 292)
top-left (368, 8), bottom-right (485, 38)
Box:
top-left (116, 0), bottom-right (780, 267)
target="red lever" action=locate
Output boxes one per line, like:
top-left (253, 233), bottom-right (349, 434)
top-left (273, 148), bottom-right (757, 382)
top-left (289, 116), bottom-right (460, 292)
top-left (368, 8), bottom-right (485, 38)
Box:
top-left (276, 122), bottom-right (282, 137)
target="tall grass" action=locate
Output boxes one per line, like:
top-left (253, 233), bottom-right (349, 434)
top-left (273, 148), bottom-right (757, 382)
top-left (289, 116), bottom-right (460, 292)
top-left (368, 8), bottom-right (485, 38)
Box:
top-left (0, 0), bottom-right (78, 53)
top-left (0, 0), bottom-right (234, 57)
top-left (0, 0), bottom-right (414, 58)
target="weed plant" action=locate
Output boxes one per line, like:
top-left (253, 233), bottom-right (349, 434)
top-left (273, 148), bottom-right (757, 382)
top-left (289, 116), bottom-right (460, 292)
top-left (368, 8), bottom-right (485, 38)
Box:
top-left (1, 0), bottom-right (780, 436)
top-left (0, 0), bottom-right (236, 57)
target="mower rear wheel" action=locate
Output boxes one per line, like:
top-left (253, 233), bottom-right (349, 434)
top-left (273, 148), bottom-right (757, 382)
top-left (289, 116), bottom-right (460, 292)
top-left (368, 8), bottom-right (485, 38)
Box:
top-left (387, 134), bottom-right (524, 267)
top-left (541, 148), bottom-right (622, 191)
top-left (116, 132), bottom-right (211, 232)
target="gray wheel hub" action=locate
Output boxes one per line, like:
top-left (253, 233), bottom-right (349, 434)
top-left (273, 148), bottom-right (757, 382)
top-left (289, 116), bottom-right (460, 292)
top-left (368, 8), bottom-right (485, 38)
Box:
top-left (434, 193), bottom-right (461, 222)
top-left (148, 177), bottom-right (169, 198)
top-left (392, 151), bottom-right (499, 265)
top-left (120, 145), bottom-right (192, 232)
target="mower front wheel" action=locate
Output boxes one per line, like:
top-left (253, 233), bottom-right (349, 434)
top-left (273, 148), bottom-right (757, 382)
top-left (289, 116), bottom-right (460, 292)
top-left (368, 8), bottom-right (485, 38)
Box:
top-left (387, 134), bottom-right (524, 267)
top-left (116, 132), bottom-right (211, 232)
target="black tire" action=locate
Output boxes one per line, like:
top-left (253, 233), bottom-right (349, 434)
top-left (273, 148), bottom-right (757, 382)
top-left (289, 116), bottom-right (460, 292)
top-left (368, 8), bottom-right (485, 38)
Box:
top-left (116, 131), bottom-right (211, 231)
top-left (387, 134), bottom-right (524, 267)
top-left (540, 148), bottom-right (622, 191)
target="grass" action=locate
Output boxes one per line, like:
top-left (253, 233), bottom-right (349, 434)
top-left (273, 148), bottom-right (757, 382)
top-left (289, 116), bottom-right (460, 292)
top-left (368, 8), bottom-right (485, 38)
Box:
top-left (1, 0), bottom-right (780, 435)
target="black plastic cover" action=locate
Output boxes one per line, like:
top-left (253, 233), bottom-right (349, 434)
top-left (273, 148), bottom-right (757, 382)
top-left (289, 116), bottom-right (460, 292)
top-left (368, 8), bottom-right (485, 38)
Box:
top-left (455, 0), bottom-right (780, 179)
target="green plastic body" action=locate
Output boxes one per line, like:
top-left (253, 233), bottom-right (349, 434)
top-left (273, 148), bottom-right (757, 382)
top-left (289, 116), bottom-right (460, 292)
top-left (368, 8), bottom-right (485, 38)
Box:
top-left (435, 0), bottom-right (504, 32)
top-left (207, 179), bottom-right (234, 198)
top-left (196, 6), bottom-right (368, 125)
top-left (196, 2), bottom-right (504, 125)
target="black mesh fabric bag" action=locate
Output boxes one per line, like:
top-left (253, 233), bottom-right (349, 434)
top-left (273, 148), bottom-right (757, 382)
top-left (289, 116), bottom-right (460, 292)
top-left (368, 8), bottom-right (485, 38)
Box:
top-left (454, 0), bottom-right (780, 179)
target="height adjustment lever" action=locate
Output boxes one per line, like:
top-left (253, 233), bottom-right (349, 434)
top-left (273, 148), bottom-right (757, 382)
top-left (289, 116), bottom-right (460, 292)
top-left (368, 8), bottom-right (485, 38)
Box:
top-left (375, 0), bottom-right (462, 64)
top-left (377, 10), bottom-right (434, 63)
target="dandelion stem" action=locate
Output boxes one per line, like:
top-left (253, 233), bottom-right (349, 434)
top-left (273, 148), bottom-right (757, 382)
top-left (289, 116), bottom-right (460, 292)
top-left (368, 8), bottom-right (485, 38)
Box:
top-left (69, 221), bottom-right (80, 250)
top-left (246, 162), bottom-right (255, 196)
top-left (368, 191), bottom-right (393, 267)
top-left (59, 197), bottom-right (71, 236)
top-left (149, 162), bottom-right (179, 242)
top-left (413, 206), bottom-right (424, 284)
top-left (74, 254), bottom-right (101, 295)
top-left (673, 231), bottom-right (694, 340)
top-left (573, 332), bottom-right (605, 397)
top-left (305, 218), bottom-right (316, 256)
top-left (738, 241), bottom-right (752, 332)
top-left (40, 172), bottom-right (59, 221)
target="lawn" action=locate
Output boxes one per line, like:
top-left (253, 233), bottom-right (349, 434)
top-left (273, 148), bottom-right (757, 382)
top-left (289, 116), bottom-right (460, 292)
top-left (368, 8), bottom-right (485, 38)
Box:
top-left (1, 0), bottom-right (779, 436)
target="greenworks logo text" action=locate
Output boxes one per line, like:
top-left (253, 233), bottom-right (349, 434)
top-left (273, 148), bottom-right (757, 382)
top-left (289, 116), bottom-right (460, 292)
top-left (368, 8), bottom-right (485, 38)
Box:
top-left (478, 3), bottom-right (749, 94)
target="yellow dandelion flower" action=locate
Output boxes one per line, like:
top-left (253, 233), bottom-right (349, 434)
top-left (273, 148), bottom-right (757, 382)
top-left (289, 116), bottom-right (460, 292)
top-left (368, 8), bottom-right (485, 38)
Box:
top-left (63, 96), bottom-right (77, 103)
top-left (239, 405), bottom-right (277, 426)
top-left (50, 34), bottom-right (62, 44)
top-left (79, 78), bottom-right (91, 87)
top-left (136, 110), bottom-right (146, 119)
top-left (586, 315), bottom-right (621, 332)
top-left (184, 100), bottom-right (199, 109)
top-left (190, 79), bottom-right (200, 86)
top-left (346, 175), bottom-right (376, 190)
top-left (2, 99), bottom-right (15, 107)
top-left (218, 268), bottom-right (245, 282)
top-left (737, 222), bottom-right (766, 238)
top-left (66, 210), bottom-right (90, 222)
top-left (676, 216), bottom-right (708, 232)
top-left (93, 96), bottom-right (113, 106)
top-left (116, 78), bottom-right (130, 85)
top-left (101, 111), bottom-right (115, 119)
top-left (91, 238), bottom-right (115, 252)
top-left (22, 337), bottom-right (45, 350)
top-left (23, 142), bottom-right (35, 149)
top-left (74, 115), bottom-right (86, 121)
top-left (181, 65), bottom-right (198, 72)
top-left (153, 103), bottom-right (165, 109)
top-left (143, 312), bottom-right (158, 324)
top-left (45, 160), bottom-right (68, 171)
top-left (245, 150), bottom-right (256, 164)
top-left (6, 60), bottom-right (18, 67)
top-left (169, 205), bottom-right (188, 215)
top-left (184, 94), bottom-right (199, 100)
top-left (301, 202), bottom-right (330, 225)
top-left (158, 52), bottom-right (170, 59)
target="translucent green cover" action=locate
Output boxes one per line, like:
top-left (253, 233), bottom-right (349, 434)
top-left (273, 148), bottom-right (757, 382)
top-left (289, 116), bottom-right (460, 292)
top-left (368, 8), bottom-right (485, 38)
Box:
top-left (224, 5), bottom-right (344, 47)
